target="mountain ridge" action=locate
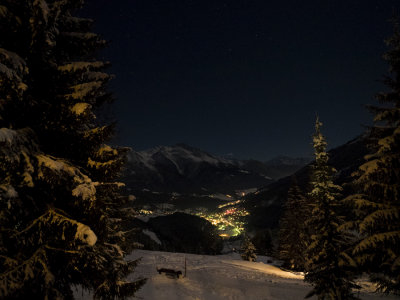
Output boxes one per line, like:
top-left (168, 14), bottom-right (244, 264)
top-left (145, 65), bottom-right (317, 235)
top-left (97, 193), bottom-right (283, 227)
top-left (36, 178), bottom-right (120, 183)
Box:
top-left (123, 144), bottom-right (309, 194)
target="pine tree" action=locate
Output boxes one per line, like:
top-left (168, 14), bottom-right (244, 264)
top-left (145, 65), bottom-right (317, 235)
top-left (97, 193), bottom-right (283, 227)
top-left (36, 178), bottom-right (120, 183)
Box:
top-left (240, 236), bottom-right (257, 262)
top-left (0, 0), bottom-right (145, 298)
top-left (304, 117), bottom-right (358, 299)
top-left (278, 176), bottom-right (309, 271)
top-left (344, 21), bottom-right (400, 295)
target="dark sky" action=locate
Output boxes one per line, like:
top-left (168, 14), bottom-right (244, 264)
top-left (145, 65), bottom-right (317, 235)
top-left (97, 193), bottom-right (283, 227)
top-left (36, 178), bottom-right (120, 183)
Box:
top-left (81, 0), bottom-right (399, 161)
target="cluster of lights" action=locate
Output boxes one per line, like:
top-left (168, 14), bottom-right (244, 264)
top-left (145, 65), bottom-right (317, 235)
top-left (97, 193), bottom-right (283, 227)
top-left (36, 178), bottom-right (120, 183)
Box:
top-left (135, 197), bottom-right (250, 239)
top-left (196, 204), bottom-right (249, 238)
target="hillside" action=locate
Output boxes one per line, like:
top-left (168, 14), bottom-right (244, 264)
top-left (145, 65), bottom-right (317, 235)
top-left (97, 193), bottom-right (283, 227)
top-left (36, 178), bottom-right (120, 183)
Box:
top-left (244, 136), bottom-right (368, 230)
top-left (241, 156), bottom-right (311, 180)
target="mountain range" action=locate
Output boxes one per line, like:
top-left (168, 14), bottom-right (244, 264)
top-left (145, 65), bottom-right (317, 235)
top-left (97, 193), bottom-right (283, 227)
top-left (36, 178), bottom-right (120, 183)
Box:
top-left (123, 143), bottom-right (310, 195)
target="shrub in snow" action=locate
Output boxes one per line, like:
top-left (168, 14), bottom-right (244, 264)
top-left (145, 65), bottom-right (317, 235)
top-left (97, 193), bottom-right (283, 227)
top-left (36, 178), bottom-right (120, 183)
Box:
top-left (0, 0), bottom-right (145, 298)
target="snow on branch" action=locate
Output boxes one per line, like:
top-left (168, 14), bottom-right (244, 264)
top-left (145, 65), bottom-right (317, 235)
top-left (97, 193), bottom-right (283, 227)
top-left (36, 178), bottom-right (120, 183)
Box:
top-left (0, 128), bottom-right (17, 145)
top-left (97, 182), bottom-right (125, 188)
top-left (343, 195), bottom-right (390, 210)
top-left (37, 154), bottom-right (97, 202)
top-left (0, 63), bottom-right (28, 92)
top-left (37, 154), bottom-right (74, 176)
top-left (85, 71), bottom-right (110, 82)
top-left (87, 157), bottom-right (117, 169)
top-left (70, 102), bottom-right (91, 115)
top-left (65, 81), bottom-right (103, 101)
top-left (15, 209), bottom-right (97, 247)
top-left (0, 247), bottom-right (53, 298)
top-left (72, 181), bottom-right (96, 201)
top-left (0, 128), bottom-right (38, 164)
top-left (373, 107), bottom-right (400, 122)
top-left (0, 184), bottom-right (18, 200)
top-left (83, 125), bottom-right (114, 144)
top-left (0, 48), bottom-right (27, 75)
top-left (97, 144), bottom-right (118, 157)
top-left (58, 61), bottom-right (105, 73)
top-left (378, 135), bottom-right (395, 152)
top-left (354, 231), bottom-right (400, 253)
top-left (359, 208), bottom-right (400, 233)
top-left (359, 159), bottom-right (380, 175)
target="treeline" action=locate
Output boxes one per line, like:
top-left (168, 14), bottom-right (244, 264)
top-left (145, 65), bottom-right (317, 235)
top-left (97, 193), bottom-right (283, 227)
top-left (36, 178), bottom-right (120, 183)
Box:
top-left (278, 23), bottom-right (400, 299)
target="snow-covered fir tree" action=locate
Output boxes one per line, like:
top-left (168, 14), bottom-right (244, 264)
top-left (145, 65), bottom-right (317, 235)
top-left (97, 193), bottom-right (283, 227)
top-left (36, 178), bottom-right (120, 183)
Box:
top-left (344, 21), bottom-right (400, 295)
top-left (0, 0), bottom-right (145, 298)
top-left (278, 176), bottom-right (309, 271)
top-left (304, 117), bottom-right (358, 299)
top-left (240, 236), bottom-right (257, 262)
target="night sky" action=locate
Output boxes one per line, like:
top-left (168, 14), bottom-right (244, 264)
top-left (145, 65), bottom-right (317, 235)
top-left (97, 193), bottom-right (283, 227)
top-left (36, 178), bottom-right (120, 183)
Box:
top-left (81, 0), bottom-right (400, 161)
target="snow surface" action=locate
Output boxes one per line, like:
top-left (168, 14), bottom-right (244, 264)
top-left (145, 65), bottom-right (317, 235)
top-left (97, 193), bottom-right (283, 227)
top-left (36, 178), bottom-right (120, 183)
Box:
top-left (74, 250), bottom-right (398, 300)
top-left (143, 229), bottom-right (162, 245)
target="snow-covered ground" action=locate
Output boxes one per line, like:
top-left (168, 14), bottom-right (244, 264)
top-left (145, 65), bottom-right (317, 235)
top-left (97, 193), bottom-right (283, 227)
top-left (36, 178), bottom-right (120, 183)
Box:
top-left (74, 250), bottom-right (398, 300)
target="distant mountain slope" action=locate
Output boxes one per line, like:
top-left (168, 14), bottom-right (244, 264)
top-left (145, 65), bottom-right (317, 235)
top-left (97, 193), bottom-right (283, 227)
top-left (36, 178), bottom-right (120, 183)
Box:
top-left (243, 136), bottom-right (368, 230)
top-left (124, 144), bottom-right (274, 194)
top-left (239, 156), bottom-right (311, 180)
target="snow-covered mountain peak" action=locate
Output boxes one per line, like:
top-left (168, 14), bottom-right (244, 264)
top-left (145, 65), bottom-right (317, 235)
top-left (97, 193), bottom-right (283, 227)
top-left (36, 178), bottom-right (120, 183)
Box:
top-left (124, 144), bottom-right (274, 194)
top-left (124, 144), bottom-right (310, 194)
top-left (129, 144), bottom-right (231, 170)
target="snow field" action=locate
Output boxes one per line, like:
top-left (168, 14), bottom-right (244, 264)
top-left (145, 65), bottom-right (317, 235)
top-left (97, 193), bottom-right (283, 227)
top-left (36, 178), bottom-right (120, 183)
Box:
top-left (74, 250), bottom-right (399, 300)
top-left (128, 250), bottom-right (398, 300)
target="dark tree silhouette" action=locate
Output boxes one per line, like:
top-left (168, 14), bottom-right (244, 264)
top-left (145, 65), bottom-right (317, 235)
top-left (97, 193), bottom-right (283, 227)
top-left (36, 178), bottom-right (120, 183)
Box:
top-left (0, 0), bottom-right (145, 298)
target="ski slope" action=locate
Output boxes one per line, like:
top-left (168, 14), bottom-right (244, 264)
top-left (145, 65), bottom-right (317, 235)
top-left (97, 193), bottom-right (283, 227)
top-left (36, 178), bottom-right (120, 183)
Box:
top-left (74, 250), bottom-right (398, 300)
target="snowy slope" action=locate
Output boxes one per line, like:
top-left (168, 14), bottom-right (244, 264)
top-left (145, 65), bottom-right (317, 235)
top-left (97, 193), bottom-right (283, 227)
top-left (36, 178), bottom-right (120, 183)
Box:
top-left (74, 250), bottom-right (397, 300)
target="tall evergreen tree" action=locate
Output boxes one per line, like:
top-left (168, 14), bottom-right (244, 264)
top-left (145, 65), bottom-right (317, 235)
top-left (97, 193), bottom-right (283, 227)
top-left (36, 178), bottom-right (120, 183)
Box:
top-left (344, 21), bottom-right (400, 295)
top-left (0, 0), bottom-right (145, 298)
top-left (304, 117), bottom-right (358, 299)
top-left (278, 176), bottom-right (308, 271)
